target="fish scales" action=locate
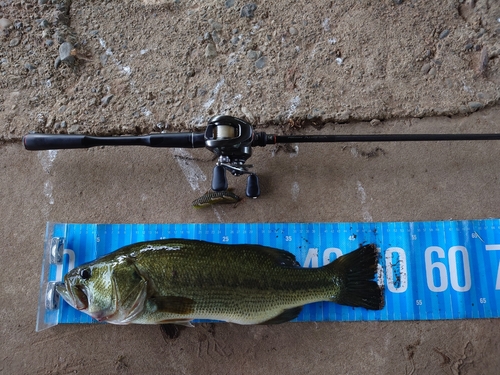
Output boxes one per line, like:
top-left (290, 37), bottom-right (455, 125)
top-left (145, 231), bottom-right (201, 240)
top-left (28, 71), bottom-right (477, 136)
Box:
top-left (57, 239), bottom-right (384, 326)
top-left (132, 241), bottom-right (337, 323)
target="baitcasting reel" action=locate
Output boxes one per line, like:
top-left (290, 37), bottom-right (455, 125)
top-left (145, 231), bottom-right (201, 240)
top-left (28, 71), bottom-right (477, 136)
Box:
top-left (204, 115), bottom-right (263, 198)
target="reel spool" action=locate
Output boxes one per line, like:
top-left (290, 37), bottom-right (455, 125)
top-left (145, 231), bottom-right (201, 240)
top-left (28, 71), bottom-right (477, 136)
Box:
top-left (213, 125), bottom-right (236, 139)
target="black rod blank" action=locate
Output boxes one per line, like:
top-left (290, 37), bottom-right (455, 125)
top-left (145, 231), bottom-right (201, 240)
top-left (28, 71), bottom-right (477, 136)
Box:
top-left (272, 133), bottom-right (500, 144)
top-left (23, 131), bottom-right (500, 151)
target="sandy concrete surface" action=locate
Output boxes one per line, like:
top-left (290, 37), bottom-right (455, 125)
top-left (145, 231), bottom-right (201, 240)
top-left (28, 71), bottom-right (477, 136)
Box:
top-left (1, 0), bottom-right (500, 373)
top-left (1, 107), bottom-right (500, 374)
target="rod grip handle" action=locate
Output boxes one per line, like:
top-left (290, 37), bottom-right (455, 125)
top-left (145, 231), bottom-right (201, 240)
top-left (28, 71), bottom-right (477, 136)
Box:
top-left (23, 134), bottom-right (88, 150)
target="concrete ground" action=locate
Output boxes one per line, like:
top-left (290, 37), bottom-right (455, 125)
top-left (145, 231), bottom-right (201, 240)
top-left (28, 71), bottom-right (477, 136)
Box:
top-left (1, 107), bottom-right (500, 374)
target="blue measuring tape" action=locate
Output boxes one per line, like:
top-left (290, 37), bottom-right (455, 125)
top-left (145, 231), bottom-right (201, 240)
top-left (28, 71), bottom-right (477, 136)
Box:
top-left (36, 220), bottom-right (500, 331)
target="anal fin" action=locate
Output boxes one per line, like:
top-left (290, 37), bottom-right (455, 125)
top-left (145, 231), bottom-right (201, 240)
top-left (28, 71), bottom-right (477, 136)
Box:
top-left (156, 319), bottom-right (194, 327)
top-left (260, 306), bottom-right (303, 325)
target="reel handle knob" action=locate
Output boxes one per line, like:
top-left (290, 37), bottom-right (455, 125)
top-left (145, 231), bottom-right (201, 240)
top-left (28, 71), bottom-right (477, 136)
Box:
top-left (246, 174), bottom-right (260, 198)
top-left (212, 165), bottom-right (228, 191)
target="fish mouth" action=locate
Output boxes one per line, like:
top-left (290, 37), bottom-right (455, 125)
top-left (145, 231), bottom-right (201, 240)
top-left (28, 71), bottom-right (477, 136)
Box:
top-left (56, 282), bottom-right (89, 311)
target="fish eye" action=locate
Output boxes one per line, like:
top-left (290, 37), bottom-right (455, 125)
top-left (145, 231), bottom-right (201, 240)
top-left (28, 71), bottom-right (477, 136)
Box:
top-left (79, 268), bottom-right (91, 280)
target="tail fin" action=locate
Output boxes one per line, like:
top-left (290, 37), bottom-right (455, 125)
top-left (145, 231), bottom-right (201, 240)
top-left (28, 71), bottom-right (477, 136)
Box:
top-left (329, 244), bottom-right (384, 310)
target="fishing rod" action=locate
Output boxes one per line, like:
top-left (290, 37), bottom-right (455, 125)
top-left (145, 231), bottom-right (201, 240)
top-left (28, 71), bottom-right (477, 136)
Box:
top-left (23, 115), bottom-right (500, 199)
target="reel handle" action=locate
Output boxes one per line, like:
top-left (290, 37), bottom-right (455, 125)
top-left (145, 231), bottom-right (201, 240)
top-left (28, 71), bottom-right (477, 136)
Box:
top-left (211, 165), bottom-right (228, 191)
top-left (246, 174), bottom-right (260, 198)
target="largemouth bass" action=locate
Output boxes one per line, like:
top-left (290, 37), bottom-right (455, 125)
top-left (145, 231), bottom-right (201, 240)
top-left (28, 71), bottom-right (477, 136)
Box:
top-left (56, 240), bottom-right (384, 325)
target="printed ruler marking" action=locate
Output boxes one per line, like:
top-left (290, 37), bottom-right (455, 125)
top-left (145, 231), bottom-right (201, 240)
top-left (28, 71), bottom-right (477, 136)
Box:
top-left (485, 244), bottom-right (500, 290)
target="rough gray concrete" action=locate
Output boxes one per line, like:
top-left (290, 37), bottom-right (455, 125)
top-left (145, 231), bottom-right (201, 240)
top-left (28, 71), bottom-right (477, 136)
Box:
top-left (1, 107), bottom-right (500, 374)
top-left (1, 0), bottom-right (500, 139)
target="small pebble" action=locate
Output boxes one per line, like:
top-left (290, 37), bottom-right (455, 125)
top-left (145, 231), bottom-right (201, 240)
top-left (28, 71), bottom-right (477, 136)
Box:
top-left (458, 105), bottom-right (469, 115)
top-left (439, 29), bottom-right (450, 39)
top-left (45, 39), bottom-right (54, 47)
top-left (225, 0), bottom-right (235, 7)
top-left (479, 46), bottom-right (489, 74)
top-left (205, 43), bottom-right (217, 58)
top-left (230, 36), bottom-right (239, 45)
top-left (211, 30), bottom-right (221, 44)
top-left (468, 102), bottom-right (483, 111)
top-left (38, 19), bottom-right (50, 28)
top-left (24, 63), bottom-right (36, 71)
top-left (255, 56), bottom-right (267, 69)
top-left (428, 67), bottom-right (436, 77)
top-left (464, 43), bottom-right (474, 51)
top-left (240, 3), bottom-right (257, 18)
top-left (337, 110), bottom-right (351, 122)
top-left (246, 50), bottom-right (261, 60)
top-left (101, 94), bottom-right (114, 107)
top-left (59, 42), bottom-right (74, 63)
top-left (370, 119), bottom-right (381, 126)
top-left (9, 38), bottom-right (20, 47)
top-left (0, 18), bottom-right (12, 30)
top-left (420, 63), bottom-right (431, 74)
top-left (289, 27), bottom-right (298, 35)
top-left (68, 125), bottom-right (80, 134)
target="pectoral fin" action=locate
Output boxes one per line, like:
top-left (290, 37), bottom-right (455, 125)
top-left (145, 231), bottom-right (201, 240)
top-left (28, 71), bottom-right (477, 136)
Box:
top-left (149, 296), bottom-right (196, 315)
